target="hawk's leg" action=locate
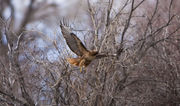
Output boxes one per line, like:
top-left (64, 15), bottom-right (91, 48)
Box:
top-left (80, 67), bottom-right (83, 73)
top-left (79, 59), bottom-right (85, 72)
top-left (80, 67), bottom-right (87, 73)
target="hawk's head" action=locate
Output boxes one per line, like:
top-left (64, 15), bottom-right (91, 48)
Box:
top-left (90, 50), bottom-right (98, 56)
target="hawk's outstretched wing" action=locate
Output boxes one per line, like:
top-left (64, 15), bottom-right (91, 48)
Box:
top-left (60, 22), bottom-right (89, 56)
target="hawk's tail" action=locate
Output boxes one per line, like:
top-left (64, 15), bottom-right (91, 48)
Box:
top-left (67, 58), bottom-right (82, 66)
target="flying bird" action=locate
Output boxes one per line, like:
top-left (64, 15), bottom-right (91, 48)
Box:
top-left (60, 20), bottom-right (114, 72)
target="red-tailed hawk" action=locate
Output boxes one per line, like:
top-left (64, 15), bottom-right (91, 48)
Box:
top-left (60, 20), bottom-right (112, 72)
